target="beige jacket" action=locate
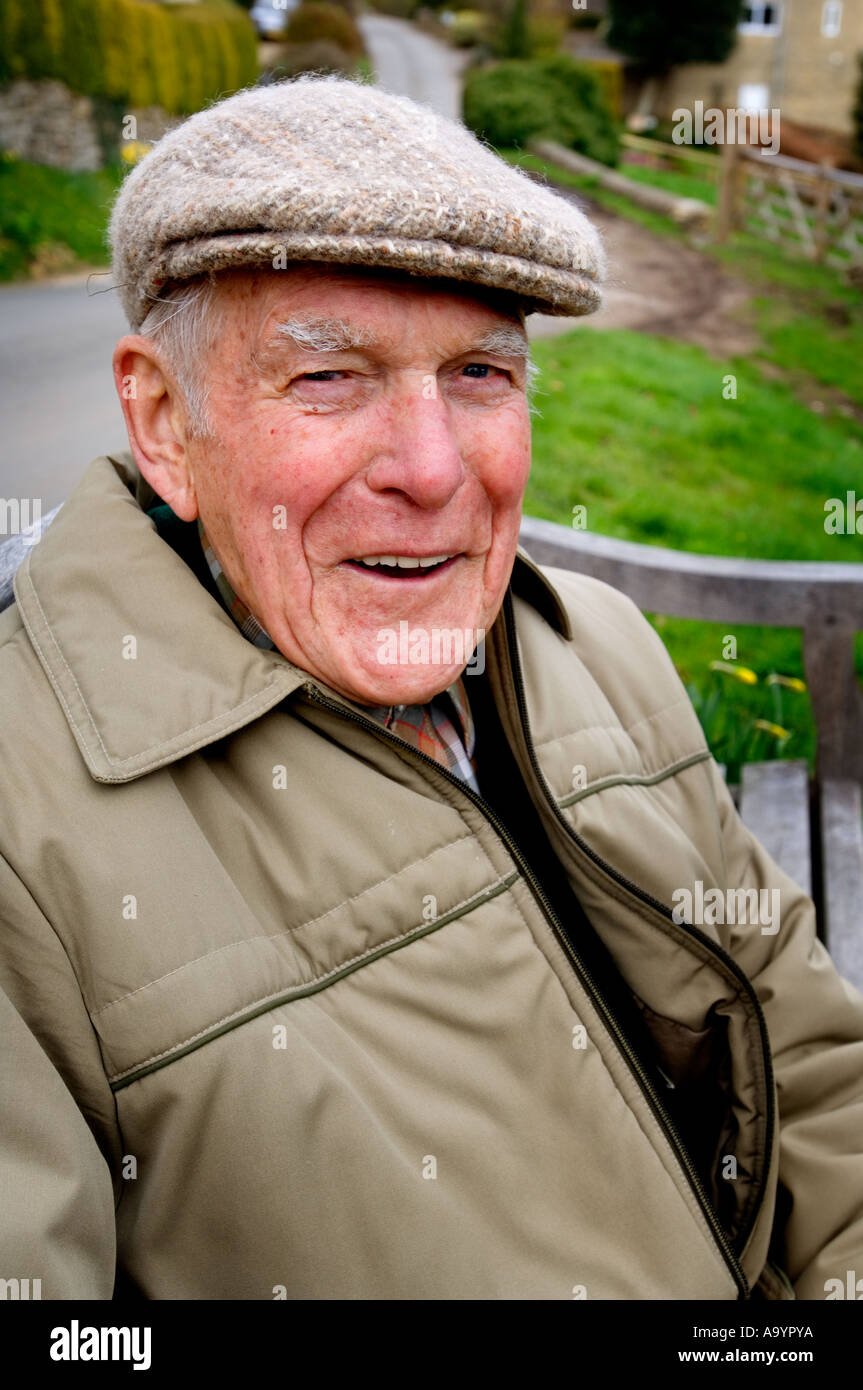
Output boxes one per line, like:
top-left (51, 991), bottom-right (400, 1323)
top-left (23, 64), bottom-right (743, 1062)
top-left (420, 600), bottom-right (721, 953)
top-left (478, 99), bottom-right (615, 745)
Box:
top-left (1, 453), bottom-right (861, 1300)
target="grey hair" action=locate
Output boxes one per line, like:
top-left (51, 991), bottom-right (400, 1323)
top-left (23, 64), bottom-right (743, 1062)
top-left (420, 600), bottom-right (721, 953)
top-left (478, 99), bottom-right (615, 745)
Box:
top-left (270, 316), bottom-right (376, 353)
top-left (137, 277), bottom-right (223, 438)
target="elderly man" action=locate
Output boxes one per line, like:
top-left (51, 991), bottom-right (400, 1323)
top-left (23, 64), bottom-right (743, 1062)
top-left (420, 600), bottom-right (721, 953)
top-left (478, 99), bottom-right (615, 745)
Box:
top-left (0, 77), bottom-right (861, 1304)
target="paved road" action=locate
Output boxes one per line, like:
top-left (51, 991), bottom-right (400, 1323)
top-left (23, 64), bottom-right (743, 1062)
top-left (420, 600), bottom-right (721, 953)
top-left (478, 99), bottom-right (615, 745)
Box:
top-left (359, 14), bottom-right (466, 122)
top-left (0, 272), bottom-right (129, 510)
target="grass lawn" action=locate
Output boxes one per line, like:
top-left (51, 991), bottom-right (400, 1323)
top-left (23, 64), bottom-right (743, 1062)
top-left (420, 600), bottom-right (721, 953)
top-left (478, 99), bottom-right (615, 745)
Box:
top-left (0, 155), bottom-right (124, 280)
top-left (618, 158), bottom-right (718, 207)
top-left (526, 326), bottom-right (863, 778)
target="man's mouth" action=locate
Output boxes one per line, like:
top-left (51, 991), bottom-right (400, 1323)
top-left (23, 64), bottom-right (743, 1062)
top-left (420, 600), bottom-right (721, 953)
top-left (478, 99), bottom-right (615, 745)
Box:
top-left (343, 554), bottom-right (460, 578)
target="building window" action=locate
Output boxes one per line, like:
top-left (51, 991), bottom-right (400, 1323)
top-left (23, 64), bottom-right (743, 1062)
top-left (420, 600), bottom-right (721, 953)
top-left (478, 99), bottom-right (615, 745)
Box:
top-left (821, 1), bottom-right (842, 38)
top-left (738, 83), bottom-right (770, 112)
top-left (739, 3), bottom-right (782, 34)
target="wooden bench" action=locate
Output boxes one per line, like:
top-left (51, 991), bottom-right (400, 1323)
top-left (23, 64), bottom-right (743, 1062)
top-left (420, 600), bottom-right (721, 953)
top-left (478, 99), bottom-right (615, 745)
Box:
top-left (519, 516), bottom-right (863, 993)
top-left (2, 511), bottom-right (862, 990)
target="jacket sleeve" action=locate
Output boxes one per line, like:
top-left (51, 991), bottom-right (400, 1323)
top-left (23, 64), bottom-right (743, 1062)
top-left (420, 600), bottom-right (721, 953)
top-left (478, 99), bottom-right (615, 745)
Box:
top-left (0, 856), bottom-right (117, 1299)
top-left (706, 758), bottom-right (863, 1300)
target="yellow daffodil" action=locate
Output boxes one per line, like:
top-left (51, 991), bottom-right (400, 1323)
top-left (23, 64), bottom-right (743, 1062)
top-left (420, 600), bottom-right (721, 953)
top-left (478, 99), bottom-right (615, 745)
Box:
top-left (753, 719), bottom-right (791, 740)
top-left (709, 660), bottom-right (758, 685)
top-left (121, 141), bottom-right (152, 165)
top-left (766, 673), bottom-right (807, 692)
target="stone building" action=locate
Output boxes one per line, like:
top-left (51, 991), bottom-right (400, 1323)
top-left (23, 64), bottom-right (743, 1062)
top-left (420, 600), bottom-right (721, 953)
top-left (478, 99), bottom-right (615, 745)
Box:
top-left (662, 1), bottom-right (863, 140)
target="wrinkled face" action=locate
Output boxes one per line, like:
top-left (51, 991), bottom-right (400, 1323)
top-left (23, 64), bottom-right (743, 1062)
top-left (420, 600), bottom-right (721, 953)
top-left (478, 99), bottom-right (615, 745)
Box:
top-left (184, 266), bottom-right (532, 706)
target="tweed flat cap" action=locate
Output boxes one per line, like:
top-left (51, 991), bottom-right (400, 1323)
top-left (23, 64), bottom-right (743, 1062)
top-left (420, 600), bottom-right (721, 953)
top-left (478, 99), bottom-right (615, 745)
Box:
top-left (109, 76), bottom-right (606, 331)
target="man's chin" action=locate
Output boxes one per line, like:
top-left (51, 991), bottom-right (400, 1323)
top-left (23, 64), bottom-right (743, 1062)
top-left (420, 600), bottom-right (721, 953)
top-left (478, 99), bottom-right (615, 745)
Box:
top-left (317, 634), bottom-right (486, 706)
top-left (331, 662), bottom-right (474, 710)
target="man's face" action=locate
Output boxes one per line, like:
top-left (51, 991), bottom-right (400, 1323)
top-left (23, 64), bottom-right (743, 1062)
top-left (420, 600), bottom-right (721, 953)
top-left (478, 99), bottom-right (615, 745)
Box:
top-left (178, 267), bottom-right (532, 705)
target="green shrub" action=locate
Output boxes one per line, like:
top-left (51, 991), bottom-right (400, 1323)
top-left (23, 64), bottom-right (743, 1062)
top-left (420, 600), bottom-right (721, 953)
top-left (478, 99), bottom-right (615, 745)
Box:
top-left (265, 39), bottom-right (356, 77)
top-left (488, 8), bottom-right (567, 60)
top-left (463, 54), bottom-right (619, 165)
top-left (524, 16), bottom-right (566, 56)
top-left (284, 2), bottom-right (364, 55)
top-left (496, 0), bottom-right (528, 59)
top-left (585, 58), bottom-right (623, 121)
top-left (0, 0), bottom-right (258, 114)
top-left (448, 10), bottom-right (490, 48)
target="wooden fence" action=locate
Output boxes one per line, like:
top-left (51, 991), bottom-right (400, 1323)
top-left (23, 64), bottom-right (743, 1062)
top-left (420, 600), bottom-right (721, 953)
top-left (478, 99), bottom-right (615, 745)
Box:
top-left (619, 131), bottom-right (863, 268)
top-left (519, 517), bottom-right (863, 787)
top-left (716, 143), bottom-right (863, 268)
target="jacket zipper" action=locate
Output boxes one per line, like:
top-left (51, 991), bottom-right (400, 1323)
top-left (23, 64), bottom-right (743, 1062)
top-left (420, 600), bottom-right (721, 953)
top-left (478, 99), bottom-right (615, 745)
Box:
top-left (302, 605), bottom-right (759, 1298)
top-left (499, 594), bottom-right (775, 1287)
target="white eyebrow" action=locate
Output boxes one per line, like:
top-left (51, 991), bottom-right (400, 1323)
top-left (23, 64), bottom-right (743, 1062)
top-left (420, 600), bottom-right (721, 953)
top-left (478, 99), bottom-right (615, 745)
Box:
top-left (265, 319), bottom-right (530, 358)
top-left (468, 325), bottom-right (538, 400)
top-left (469, 326), bottom-right (530, 358)
top-left (269, 316), bottom-right (376, 352)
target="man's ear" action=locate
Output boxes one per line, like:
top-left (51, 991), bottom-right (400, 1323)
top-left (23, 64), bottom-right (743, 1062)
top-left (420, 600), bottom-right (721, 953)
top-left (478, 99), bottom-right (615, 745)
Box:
top-left (113, 335), bottom-right (199, 521)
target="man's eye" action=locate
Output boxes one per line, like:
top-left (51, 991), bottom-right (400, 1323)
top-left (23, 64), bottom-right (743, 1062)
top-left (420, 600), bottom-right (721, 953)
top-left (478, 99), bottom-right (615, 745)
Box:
top-left (299, 370), bottom-right (345, 382)
top-left (461, 363), bottom-right (498, 379)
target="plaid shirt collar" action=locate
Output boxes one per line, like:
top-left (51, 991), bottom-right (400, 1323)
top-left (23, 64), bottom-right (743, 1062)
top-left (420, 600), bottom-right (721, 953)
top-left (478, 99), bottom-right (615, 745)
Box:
top-left (196, 519), bottom-right (479, 791)
top-left (197, 520), bottom-right (275, 650)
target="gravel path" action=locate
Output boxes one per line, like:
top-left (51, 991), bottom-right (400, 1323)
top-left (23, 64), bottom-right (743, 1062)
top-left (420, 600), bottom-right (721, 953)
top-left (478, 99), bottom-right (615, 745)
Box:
top-left (529, 190), bottom-right (756, 358)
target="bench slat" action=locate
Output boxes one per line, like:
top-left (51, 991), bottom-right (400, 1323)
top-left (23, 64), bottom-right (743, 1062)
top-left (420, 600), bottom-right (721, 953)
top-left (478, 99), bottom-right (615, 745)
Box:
top-left (739, 761), bottom-right (811, 897)
top-left (820, 780), bottom-right (863, 993)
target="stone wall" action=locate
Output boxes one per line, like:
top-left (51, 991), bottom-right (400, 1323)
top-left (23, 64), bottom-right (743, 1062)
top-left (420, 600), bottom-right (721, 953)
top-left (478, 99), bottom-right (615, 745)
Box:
top-left (0, 78), bottom-right (180, 170)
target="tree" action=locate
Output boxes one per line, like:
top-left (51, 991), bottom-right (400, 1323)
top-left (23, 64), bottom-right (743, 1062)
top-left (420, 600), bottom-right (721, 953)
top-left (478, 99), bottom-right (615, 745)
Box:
top-left (607, 0), bottom-right (744, 76)
top-left (498, 0), bottom-right (529, 61)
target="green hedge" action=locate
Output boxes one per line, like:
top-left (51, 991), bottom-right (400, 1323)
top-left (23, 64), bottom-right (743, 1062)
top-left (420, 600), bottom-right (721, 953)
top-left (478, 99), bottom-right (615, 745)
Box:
top-left (463, 55), bottom-right (619, 167)
top-left (0, 0), bottom-right (258, 114)
top-left (283, 4), bottom-right (363, 57)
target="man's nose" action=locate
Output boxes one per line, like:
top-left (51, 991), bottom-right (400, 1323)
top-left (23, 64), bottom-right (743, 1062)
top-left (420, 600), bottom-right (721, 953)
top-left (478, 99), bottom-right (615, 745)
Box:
top-left (364, 383), bottom-right (466, 510)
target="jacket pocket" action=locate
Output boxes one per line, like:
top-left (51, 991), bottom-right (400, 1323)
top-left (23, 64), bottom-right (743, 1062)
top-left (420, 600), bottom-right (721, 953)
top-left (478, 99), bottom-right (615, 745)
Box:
top-left (631, 994), bottom-right (742, 1241)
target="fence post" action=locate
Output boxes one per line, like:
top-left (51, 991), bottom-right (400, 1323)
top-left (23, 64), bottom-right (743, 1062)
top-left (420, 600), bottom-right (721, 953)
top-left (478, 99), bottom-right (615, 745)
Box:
top-left (716, 139), bottom-right (741, 242)
top-left (802, 616), bottom-right (863, 783)
top-left (813, 165), bottom-right (833, 263)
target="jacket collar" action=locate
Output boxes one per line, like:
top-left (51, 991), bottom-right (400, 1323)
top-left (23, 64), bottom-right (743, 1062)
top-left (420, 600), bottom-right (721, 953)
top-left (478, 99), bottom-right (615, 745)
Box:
top-left (510, 545), bottom-right (572, 640)
top-left (14, 452), bottom-right (570, 783)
